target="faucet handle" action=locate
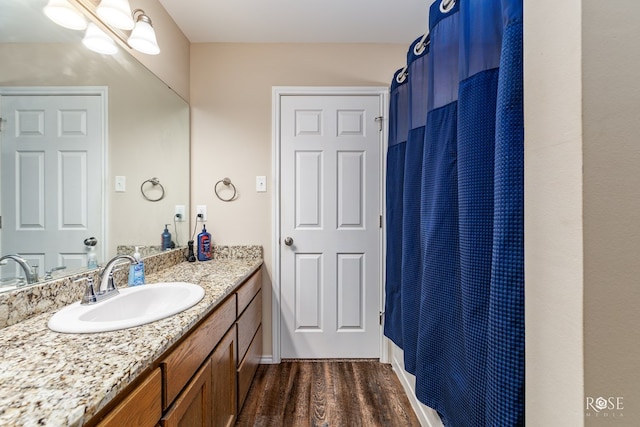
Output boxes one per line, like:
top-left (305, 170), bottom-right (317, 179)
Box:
top-left (105, 272), bottom-right (117, 293)
top-left (78, 277), bottom-right (97, 305)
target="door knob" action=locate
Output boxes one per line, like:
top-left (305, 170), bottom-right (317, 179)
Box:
top-left (284, 237), bottom-right (294, 246)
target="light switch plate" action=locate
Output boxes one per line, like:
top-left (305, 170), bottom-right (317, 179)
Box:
top-left (115, 176), bottom-right (126, 192)
top-left (256, 176), bottom-right (267, 192)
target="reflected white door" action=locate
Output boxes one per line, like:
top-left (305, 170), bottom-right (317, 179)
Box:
top-left (280, 94), bottom-right (382, 358)
top-left (0, 94), bottom-right (103, 276)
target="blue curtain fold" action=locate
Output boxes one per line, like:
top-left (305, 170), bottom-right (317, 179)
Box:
top-left (399, 35), bottom-right (430, 374)
top-left (383, 68), bottom-right (409, 348)
top-left (384, 0), bottom-right (524, 425)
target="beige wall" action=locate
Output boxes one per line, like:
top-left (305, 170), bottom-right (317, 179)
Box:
top-left (583, 1), bottom-right (640, 425)
top-left (526, 0), bottom-right (640, 425)
top-left (524, 0), bottom-right (585, 422)
top-left (190, 43), bottom-right (406, 356)
top-left (525, 1), bottom-right (585, 425)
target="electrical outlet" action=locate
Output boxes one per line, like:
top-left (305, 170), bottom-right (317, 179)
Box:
top-left (174, 205), bottom-right (185, 222)
top-left (196, 205), bottom-right (207, 221)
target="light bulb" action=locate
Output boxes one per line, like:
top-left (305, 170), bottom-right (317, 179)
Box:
top-left (43, 0), bottom-right (87, 30)
top-left (128, 14), bottom-right (160, 55)
top-left (97, 0), bottom-right (134, 30)
top-left (82, 23), bottom-right (118, 55)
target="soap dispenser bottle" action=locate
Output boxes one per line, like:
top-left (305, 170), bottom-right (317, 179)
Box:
top-left (128, 246), bottom-right (145, 286)
top-left (87, 246), bottom-right (98, 269)
top-left (197, 225), bottom-right (212, 261)
top-left (161, 224), bottom-right (172, 250)
top-left (84, 237), bottom-right (98, 269)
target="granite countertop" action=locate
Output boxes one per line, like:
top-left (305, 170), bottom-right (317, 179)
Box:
top-left (0, 257), bottom-right (262, 427)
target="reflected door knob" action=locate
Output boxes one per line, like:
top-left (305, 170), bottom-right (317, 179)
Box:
top-left (284, 237), bottom-right (294, 246)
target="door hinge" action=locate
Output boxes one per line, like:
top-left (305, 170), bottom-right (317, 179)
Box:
top-left (379, 311), bottom-right (385, 325)
top-left (374, 116), bottom-right (384, 132)
top-left (379, 215), bottom-right (383, 229)
top-left (0, 117), bottom-right (4, 132)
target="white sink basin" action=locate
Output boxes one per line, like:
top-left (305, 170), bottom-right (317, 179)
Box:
top-left (48, 282), bottom-right (205, 333)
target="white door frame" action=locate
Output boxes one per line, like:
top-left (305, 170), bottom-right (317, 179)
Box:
top-left (271, 86), bottom-right (389, 364)
top-left (0, 86), bottom-right (108, 260)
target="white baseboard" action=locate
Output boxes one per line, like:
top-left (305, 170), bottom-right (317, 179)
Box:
top-left (259, 355), bottom-right (275, 364)
top-left (390, 344), bottom-right (444, 427)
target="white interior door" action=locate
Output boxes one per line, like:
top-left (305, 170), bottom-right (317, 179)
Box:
top-left (0, 93), bottom-right (103, 277)
top-left (280, 93), bottom-right (382, 359)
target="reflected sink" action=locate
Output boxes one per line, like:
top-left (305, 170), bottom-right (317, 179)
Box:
top-left (48, 282), bottom-right (205, 333)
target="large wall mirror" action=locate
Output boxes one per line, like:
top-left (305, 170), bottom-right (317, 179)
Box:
top-left (0, 0), bottom-right (190, 291)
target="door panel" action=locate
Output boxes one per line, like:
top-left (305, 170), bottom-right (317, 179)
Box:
top-left (281, 94), bottom-right (381, 358)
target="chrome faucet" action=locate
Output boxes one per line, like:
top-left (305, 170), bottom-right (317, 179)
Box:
top-left (81, 254), bottom-right (137, 305)
top-left (0, 255), bottom-right (37, 285)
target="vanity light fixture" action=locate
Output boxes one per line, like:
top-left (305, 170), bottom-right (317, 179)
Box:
top-left (43, 0), bottom-right (88, 30)
top-left (82, 22), bottom-right (118, 55)
top-left (127, 9), bottom-right (160, 55)
top-left (96, 0), bottom-right (135, 30)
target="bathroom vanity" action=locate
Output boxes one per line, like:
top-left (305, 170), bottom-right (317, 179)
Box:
top-left (0, 247), bottom-right (263, 426)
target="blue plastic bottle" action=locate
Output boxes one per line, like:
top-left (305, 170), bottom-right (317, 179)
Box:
top-left (161, 224), bottom-right (172, 250)
top-left (128, 246), bottom-right (145, 286)
top-left (197, 225), bottom-right (212, 261)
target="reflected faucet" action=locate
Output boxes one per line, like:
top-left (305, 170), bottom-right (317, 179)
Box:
top-left (0, 255), bottom-right (37, 284)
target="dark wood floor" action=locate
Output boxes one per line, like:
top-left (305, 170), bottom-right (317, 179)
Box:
top-left (235, 360), bottom-right (421, 427)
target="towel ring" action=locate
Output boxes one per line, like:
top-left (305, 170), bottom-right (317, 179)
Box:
top-left (214, 177), bottom-right (237, 202)
top-left (140, 177), bottom-right (165, 202)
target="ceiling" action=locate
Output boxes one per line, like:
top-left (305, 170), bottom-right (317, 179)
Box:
top-left (158, 0), bottom-right (431, 44)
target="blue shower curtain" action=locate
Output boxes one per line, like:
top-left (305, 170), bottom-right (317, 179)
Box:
top-left (383, 68), bottom-right (409, 348)
top-left (384, 0), bottom-right (524, 425)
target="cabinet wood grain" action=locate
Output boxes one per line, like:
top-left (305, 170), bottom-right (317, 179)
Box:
top-left (237, 324), bottom-right (262, 411)
top-left (237, 270), bottom-right (261, 316)
top-left (96, 368), bottom-right (162, 427)
top-left (161, 360), bottom-right (211, 427)
top-left (237, 290), bottom-right (262, 364)
top-left (211, 326), bottom-right (237, 427)
top-left (161, 294), bottom-right (236, 409)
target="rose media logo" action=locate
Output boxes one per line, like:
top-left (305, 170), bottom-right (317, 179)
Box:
top-left (585, 396), bottom-right (624, 418)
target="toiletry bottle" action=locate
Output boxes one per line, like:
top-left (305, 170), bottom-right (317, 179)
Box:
top-left (161, 224), bottom-right (172, 250)
top-left (128, 246), bottom-right (145, 286)
top-left (197, 225), bottom-right (212, 261)
top-left (84, 237), bottom-right (98, 268)
top-left (87, 246), bottom-right (98, 269)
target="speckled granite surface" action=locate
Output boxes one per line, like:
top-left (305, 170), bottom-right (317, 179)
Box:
top-left (0, 246), bottom-right (262, 426)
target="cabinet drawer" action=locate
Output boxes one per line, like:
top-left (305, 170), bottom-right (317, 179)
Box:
top-left (236, 290), bottom-right (261, 364)
top-left (237, 269), bottom-right (261, 316)
top-left (97, 368), bottom-right (162, 427)
top-left (237, 324), bottom-right (262, 411)
top-left (161, 294), bottom-right (236, 409)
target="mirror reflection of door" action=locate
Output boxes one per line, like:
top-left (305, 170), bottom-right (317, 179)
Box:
top-left (0, 91), bottom-right (104, 280)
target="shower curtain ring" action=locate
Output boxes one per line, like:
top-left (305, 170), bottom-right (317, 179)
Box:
top-left (440, 0), bottom-right (456, 13)
top-left (414, 33), bottom-right (430, 56)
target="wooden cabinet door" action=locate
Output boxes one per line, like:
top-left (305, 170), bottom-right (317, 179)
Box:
top-left (97, 368), bottom-right (162, 427)
top-left (210, 326), bottom-right (237, 427)
top-left (161, 360), bottom-right (212, 427)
